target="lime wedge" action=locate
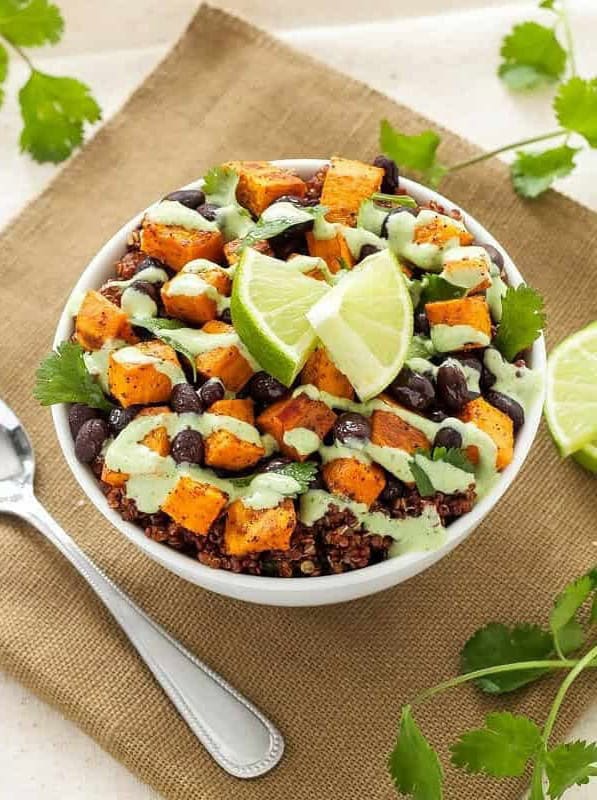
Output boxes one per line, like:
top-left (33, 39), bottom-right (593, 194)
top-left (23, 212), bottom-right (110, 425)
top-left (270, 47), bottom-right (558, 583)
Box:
top-left (545, 321), bottom-right (597, 456)
top-left (572, 442), bottom-right (597, 474)
top-left (231, 247), bottom-right (329, 386)
top-left (306, 249), bottom-right (413, 401)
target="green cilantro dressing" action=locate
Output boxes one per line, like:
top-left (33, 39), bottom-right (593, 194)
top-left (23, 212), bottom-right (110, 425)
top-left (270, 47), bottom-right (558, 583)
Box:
top-left (387, 209), bottom-right (466, 271)
top-left (440, 246), bottom-right (491, 289)
top-left (486, 264), bottom-right (508, 322)
top-left (407, 335), bottom-right (436, 359)
top-left (431, 324), bottom-right (490, 352)
top-left (106, 265), bottom-right (169, 289)
top-left (215, 204), bottom-right (254, 242)
top-left (318, 442), bottom-right (371, 465)
top-left (312, 211), bottom-right (337, 241)
top-left (484, 348), bottom-right (543, 412)
top-left (356, 199), bottom-right (388, 236)
top-left (111, 346), bottom-right (187, 388)
top-left (120, 286), bottom-right (158, 319)
top-left (144, 200), bottom-right (218, 231)
top-left (413, 453), bottom-right (474, 495)
top-left (300, 490), bottom-right (445, 549)
top-left (155, 326), bottom-right (260, 370)
top-left (283, 427), bottom-right (321, 457)
top-left (242, 473), bottom-right (302, 510)
top-left (364, 442), bottom-right (414, 482)
top-left (340, 225), bottom-right (387, 259)
top-left (286, 254), bottom-right (334, 283)
top-left (162, 272), bottom-right (229, 313)
top-left (260, 201), bottom-right (314, 227)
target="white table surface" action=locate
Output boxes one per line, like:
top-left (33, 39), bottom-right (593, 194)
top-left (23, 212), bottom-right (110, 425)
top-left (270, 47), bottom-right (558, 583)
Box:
top-left (1, 1), bottom-right (596, 797)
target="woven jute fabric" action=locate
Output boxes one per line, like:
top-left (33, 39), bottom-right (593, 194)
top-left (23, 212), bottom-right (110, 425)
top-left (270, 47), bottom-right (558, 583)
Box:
top-left (0, 5), bottom-right (596, 798)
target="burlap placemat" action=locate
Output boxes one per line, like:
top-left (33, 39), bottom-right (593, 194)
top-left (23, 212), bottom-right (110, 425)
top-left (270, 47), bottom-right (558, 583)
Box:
top-left (1, 5), bottom-right (596, 798)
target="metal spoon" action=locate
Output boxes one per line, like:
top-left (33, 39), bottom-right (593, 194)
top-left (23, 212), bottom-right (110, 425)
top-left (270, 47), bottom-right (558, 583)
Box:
top-left (0, 398), bottom-right (284, 779)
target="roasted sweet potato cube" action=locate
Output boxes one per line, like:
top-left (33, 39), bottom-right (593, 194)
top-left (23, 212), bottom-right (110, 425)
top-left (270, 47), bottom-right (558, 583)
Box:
top-left (141, 222), bottom-right (224, 271)
top-left (100, 465), bottom-right (128, 487)
top-left (459, 397), bottom-right (514, 470)
top-left (161, 476), bottom-right (227, 536)
top-left (323, 458), bottom-right (386, 507)
top-left (195, 347), bottom-right (254, 392)
top-left (257, 393), bottom-right (337, 461)
top-left (441, 250), bottom-right (491, 294)
top-left (224, 498), bottom-right (296, 556)
top-left (425, 296), bottom-right (492, 349)
top-left (208, 398), bottom-right (255, 424)
top-left (224, 160), bottom-right (307, 216)
top-left (414, 216), bottom-right (474, 247)
top-left (204, 430), bottom-right (265, 471)
top-left (224, 238), bottom-right (273, 266)
top-left (161, 269), bottom-right (224, 325)
top-left (75, 290), bottom-right (138, 351)
top-left (301, 348), bottom-right (354, 399)
top-left (320, 157), bottom-right (383, 226)
top-left (370, 409), bottom-right (430, 454)
top-left (306, 229), bottom-right (354, 273)
top-left (202, 320), bottom-right (232, 334)
top-left (108, 340), bottom-right (182, 407)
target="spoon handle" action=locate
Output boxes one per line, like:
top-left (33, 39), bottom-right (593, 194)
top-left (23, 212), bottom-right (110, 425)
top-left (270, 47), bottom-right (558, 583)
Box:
top-left (14, 493), bottom-right (284, 779)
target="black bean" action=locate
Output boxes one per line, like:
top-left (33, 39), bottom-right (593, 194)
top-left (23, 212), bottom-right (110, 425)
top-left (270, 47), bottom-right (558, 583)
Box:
top-left (259, 456), bottom-right (293, 473)
top-left (380, 206), bottom-right (418, 238)
top-left (134, 256), bottom-right (165, 275)
top-left (333, 412), bottom-right (371, 444)
top-left (108, 406), bottom-right (138, 435)
top-left (480, 365), bottom-right (496, 393)
top-left (486, 390), bottom-right (525, 432)
top-left (197, 378), bottom-right (225, 407)
top-left (130, 280), bottom-right (159, 302)
top-left (270, 234), bottom-right (309, 261)
top-left (75, 418), bottom-right (109, 464)
top-left (373, 155), bottom-right (400, 194)
top-left (196, 203), bottom-right (220, 222)
top-left (171, 429), bottom-right (204, 464)
top-left (358, 244), bottom-right (380, 262)
top-left (388, 367), bottom-right (435, 412)
top-left (380, 475), bottom-right (406, 505)
top-left (414, 310), bottom-right (430, 337)
top-left (170, 383), bottom-right (202, 414)
top-left (436, 364), bottom-right (469, 414)
top-left (433, 426), bottom-right (463, 450)
top-left (273, 194), bottom-right (320, 208)
top-left (247, 372), bottom-right (287, 405)
top-left (308, 470), bottom-right (326, 490)
top-left (480, 243), bottom-right (504, 270)
top-left (68, 404), bottom-right (100, 439)
top-left (164, 189), bottom-right (205, 209)
top-left (219, 308), bottom-right (233, 324)
top-left (452, 354), bottom-right (482, 374)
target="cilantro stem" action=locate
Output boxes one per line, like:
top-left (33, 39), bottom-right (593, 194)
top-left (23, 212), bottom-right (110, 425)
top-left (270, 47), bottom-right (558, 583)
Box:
top-left (447, 130), bottom-right (567, 172)
top-left (413, 659), bottom-right (584, 705)
top-left (558, 0), bottom-right (577, 78)
top-left (0, 34), bottom-right (34, 71)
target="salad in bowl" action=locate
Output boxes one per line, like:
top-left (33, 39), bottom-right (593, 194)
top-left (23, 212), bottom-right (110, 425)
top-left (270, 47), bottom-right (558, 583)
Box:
top-left (38, 156), bottom-right (545, 605)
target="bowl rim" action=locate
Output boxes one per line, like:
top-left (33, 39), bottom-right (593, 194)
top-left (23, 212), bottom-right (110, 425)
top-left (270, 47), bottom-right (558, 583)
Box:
top-left (51, 158), bottom-right (546, 605)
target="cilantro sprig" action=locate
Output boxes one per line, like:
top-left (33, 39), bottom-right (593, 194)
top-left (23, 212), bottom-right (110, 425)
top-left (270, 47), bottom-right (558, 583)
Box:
top-left (0, 0), bottom-right (101, 162)
top-left (131, 317), bottom-right (197, 380)
top-left (229, 461), bottom-right (318, 493)
top-left (379, 1), bottom-right (597, 198)
top-left (34, 341), bottom-right (113, 411)
top-left (493, 285), bottom-right (546, 361)
top-left (388, 566), bottom-right (597, 800)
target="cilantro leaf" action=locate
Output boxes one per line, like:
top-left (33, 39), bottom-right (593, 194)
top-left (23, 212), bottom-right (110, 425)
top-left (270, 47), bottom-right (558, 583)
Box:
top-left (550, 569), bottom-right (597, 655)
top-left (388, 706), bottom-right (443, 800)
top-left (545, 741), bottom-right (597, 798)
top-left (34, 342), bottom-right (114, 411)
top-left (230, 461), bottom-right (318, 493)
top-left (19, 70), bottom-right (101, 163)
top-left (539, 0), bottom-right (556, 9)
top-left (131, 317), bottom-right (196, 380)
top-left (202, 165), bottom-right (239, 206)
top-left (371, 192), bottom-right (417, 208)
top-left (0, 42), bottom-right (7, 109)
top-left (450, 712), bottom-right (542, 777)
top-left (554, 77), bottom-right (597, 147)
top-left (420, 275), bottom-right (466, 305)
top-left (498, 22), bottom-right (566, 90)
top-left (511, 145), bottom-right (578, 199)
top-left (493, 285), bottom-right (546, 361)
top-left (410, 459), bottom-right (435, 497)
top-left (380, 119), bottom-right (446, 186)
top-left (461, 623), bottom-right (554, 693)
top-left (240, 217), bottom-right (304, 248)
top-left (0, 0), bottom-right (63, 47)
top-left (432, 446), bottom-right (475, 474)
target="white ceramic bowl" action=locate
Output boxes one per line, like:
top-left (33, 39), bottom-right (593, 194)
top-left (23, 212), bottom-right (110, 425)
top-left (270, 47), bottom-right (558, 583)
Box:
top-left (52, 159), bottom-right (546, 607)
